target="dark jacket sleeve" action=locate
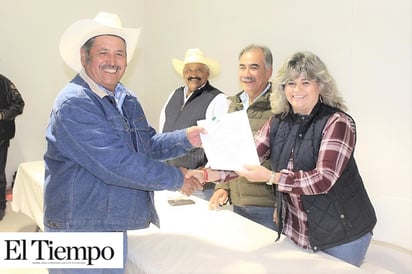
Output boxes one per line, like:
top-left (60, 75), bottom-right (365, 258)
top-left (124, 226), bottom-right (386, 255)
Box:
top-left (0, 75), bottom-right (25, 120)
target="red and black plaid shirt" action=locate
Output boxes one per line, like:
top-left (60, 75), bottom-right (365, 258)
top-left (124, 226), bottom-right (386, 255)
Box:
top-left (254, 112), bottom-right (356, 249)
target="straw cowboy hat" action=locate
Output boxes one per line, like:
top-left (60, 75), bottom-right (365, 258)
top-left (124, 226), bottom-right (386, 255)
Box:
top-left (59, 11), bottom-right (141, 72)
top-left (172, 48), bottom-right (220, 78)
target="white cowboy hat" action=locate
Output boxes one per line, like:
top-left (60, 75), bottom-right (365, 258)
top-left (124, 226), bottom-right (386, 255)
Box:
top-left (59, 11), bottom-right (141, 72)
top-left (172, 48), bottom-right (220, 78)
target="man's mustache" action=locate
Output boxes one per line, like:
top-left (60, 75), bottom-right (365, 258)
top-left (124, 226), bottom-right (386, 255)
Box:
top-left (188, 76), bottom-right (201, 81)
top-left (101, 64), bottom-right (120, 72)
top-left (240, 76), bottom-right (255, 82)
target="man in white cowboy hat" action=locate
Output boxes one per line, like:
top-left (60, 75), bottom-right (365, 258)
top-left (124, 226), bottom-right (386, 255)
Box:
top-left (159, 48), bottom-right (228, 200)
top-left (44, 12), bottom-right (205, 273)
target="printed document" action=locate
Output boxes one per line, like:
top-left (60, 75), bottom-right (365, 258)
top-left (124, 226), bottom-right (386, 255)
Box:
top-left (197, 111), bottom-right (259, 171)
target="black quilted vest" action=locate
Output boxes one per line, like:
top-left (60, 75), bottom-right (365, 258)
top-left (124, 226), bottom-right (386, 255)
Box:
top-left (163, 81), bottom-right (222, 168)
top-left (270, 102), bottom-right (376, 251)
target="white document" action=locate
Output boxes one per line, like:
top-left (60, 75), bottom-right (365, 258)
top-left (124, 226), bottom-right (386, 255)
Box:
top-left (197, 111), bottom-right (260, 171)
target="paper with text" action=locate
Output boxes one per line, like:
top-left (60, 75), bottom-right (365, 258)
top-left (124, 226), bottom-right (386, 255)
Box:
top-left (197, 111), bottom-right (259, 171)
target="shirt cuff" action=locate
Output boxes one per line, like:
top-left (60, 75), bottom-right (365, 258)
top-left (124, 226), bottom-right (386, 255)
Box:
top-left (277, 169), bottom-right (295, 192)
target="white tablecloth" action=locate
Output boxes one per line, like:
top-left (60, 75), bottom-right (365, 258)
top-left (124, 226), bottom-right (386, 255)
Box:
top-left (11, 161), bottom-right (45, 231)
top-left (126, 191), bottom-right (367, 274)
top-left (10, 161), bottom-right (367, 273)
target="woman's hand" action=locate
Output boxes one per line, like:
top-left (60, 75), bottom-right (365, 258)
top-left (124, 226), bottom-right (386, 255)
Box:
top-left (183, 168), bottom-right (207, 185)
top-left (202, 168), bottom-right (223, 182)
top-left (236, 164), bottom-right (272, 182)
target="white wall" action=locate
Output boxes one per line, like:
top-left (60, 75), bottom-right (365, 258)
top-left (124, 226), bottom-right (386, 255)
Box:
top-left (0, 0), bottom-right (411, 235)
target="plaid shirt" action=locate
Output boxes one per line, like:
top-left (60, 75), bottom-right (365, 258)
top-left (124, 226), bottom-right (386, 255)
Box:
top-left (255, 112), bottom-right (356, 249)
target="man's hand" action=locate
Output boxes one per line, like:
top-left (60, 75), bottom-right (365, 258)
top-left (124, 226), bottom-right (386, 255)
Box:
top-left (273, 209), bottom-right (278, 225)
top-left (208, 189), bottom-right (229, 210)
top-left (179, 168), bottom-right (204, 196)
top-left (184, 168), bottom-right (206, 185)
top-left (186, 126), bottom-right (206, 147)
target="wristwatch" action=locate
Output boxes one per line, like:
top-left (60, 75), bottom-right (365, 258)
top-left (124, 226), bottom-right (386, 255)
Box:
top-left (266, 171), bottom-right (276, 185)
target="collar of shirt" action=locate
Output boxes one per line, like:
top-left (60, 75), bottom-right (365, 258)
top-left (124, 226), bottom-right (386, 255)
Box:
top-left (183, 83), bottom-right (207, 103)
top-left (239, 82), bottom-right (271, 109)
top-left (79, 68), bottom-right (127, 115)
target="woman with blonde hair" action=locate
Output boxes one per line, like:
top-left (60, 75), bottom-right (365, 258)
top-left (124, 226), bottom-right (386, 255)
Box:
top-left (237, 51), bottom-right (376, 267)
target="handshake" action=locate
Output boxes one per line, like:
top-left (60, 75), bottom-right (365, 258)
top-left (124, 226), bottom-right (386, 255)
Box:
top-left (178, 167), bottom-right (208, 196)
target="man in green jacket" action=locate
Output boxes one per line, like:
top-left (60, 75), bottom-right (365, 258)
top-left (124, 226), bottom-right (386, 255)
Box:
top-left (209, 44), bottom-right (277, 230)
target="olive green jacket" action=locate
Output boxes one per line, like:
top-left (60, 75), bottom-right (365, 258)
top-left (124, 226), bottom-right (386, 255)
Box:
top-left (215, 86), bottom-right (276, 207)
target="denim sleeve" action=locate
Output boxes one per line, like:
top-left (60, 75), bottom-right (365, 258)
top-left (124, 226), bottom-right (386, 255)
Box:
top-left (49, 97), bottom-right (184, 191)
top-left (149, 129), bottom-right (194, 161)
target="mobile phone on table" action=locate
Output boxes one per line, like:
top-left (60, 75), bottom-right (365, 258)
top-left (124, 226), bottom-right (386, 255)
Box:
top-left (168, 199), bottom-right (195, 206)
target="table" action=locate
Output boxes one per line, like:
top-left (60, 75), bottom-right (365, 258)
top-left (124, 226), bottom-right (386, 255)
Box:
top-left (10, 161), bottom-right (367, 273)
top-left (11, 160), bottom-right (45, 231)
top-left (126, 191), bottom-right (367, 273)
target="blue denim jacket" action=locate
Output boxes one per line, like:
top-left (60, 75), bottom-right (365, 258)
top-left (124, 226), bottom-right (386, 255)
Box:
top-left (44, 73), bottom-right (193, 231)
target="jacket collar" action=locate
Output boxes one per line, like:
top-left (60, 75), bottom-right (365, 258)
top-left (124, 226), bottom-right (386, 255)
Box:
top-left (79, 68), bottom-right (108, 99)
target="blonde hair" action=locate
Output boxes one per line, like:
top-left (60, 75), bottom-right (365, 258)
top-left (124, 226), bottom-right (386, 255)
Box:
top-left (271, 51), bottom-right (347, 117)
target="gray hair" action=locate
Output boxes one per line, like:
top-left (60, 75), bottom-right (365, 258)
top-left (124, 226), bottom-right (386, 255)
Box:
top-left (239, 44), bottom-right (273, 70)
top-left (81, 37), bottom-right (97, 63)
top-left (271, 51), bottom-right (347, 116)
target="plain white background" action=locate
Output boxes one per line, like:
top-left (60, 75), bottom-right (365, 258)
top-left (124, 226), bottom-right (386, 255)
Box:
top-left (0, 0), bottom-right (411, 238)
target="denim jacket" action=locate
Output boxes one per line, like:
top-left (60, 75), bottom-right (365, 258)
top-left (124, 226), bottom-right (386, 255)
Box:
top-left (44, 72), bottom-right (193, 232)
